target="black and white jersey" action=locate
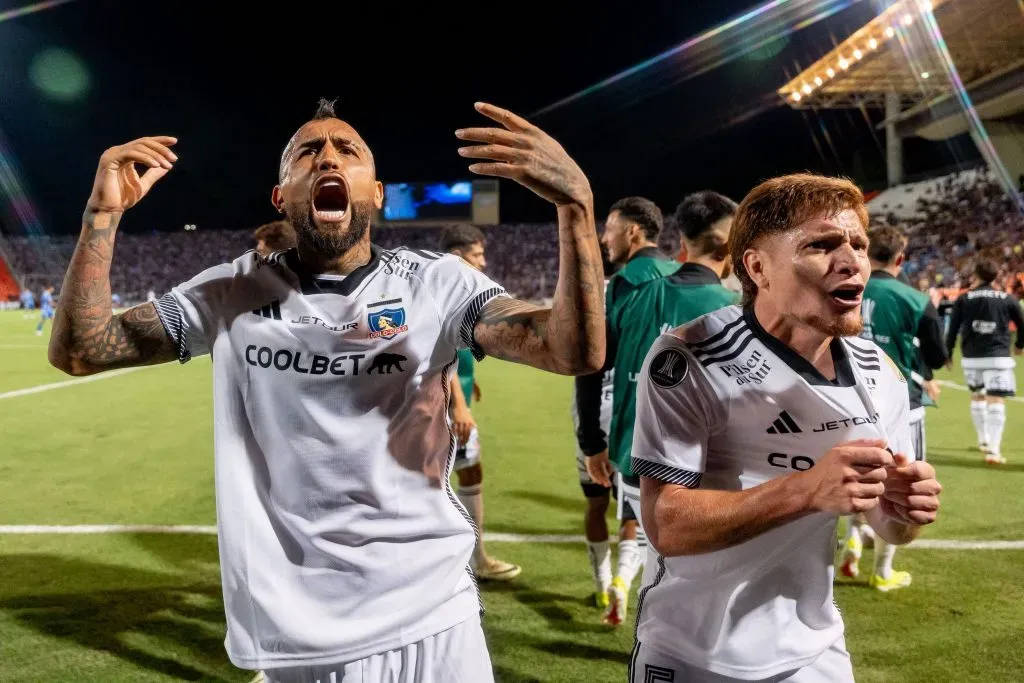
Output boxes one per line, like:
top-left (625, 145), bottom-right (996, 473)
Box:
top-left (946, 285), bottom-right (1024, 362)
top-left (631, 306), bottom-right (911, 679)
top-left (154, 245), bottom-right (505, 669)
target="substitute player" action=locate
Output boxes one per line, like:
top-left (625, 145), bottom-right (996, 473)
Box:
top-left (945, 257), bottom-right (1024, 464)
top-left (35, 285), bottom-right (55, 336)
top-left (49, 100), bottom-right (604, 682)
top-left (441, 223), bottom-right (521, 581)
top-left (630, 174), bottom-right (941, 682)
top-left (579, 192), bottom-right (738, 626)
top-left (840, 225), bottom-right (947, 589)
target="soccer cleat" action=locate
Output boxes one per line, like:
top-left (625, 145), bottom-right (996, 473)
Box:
top-left (985, 453), bottom-right (1007, 465)
top-left (869, 570), bottom-right (912, 592)
top-left (474, 557), bottom-right (522, 581)
top-left (602, 576), bottom-right (628, 626)
top-left (594, 589), bottom-right (610, 609)
top-left (840, 535), bottom-right (862, 578)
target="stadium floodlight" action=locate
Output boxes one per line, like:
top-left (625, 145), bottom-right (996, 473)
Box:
top-left (902, 14), bottom-right (913, 26)
top-left (921, 71), bottom-right (930, 79)
top-left (839, 57), bottom-right (850, 70)
top-left (868, 37), bottom-right (878, 49)
top-left (826, 67), bottom-right (835, 78)
top-left (814, 76), bottom-right (823, 86)
top-left (853, 49), bottom-right (863, 60)
top-left (792, 92), bottom-right (801, 101)
top-left (885, 26), bottom-right (895, 38)
top-left (802, 83), bottom-right (813, 95)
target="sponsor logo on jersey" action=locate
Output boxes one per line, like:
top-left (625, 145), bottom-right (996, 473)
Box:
top-left (383, 256), bottom-right (422, 280)
top-left (366, 353), bottom-right (407, 374)
top-left (718, 349), bottom-right (771, 386)
top-left (812, 413), bottom-right (879, 432)
top-left (766, 410), bottom-right (802, 434)
top-left (971, 320), bottom-right (998, 335)
top-left (368, 307), bottom-right (409, 339)
top-left (245, 345), bottom-right (368, 375)
top-left (252, 300), bottom-right (283, 320)
top-left (767, 452), bottom-right (815, 471)
top-left (290, 315), bottom-right (359, 332)
top-left (649, 348), bottom-right (688, 388)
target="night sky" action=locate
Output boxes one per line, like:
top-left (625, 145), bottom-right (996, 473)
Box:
top-left (0, 0), bottom-right (980, 235)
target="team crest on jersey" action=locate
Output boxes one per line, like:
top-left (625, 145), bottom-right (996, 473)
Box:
top-left (650, 349), bottom-right (688, 388)
top-left (368, 308), bottom-right (409, 339)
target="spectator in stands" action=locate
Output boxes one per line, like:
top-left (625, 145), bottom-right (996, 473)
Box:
top-left (254, 220), bottom-right (297, 256)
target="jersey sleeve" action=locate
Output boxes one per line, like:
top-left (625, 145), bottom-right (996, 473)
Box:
top-left (154, 263), bottom-right (235, 363)
top-left (631, 335), bottom-right (722, 488)
top-left (421, 254), bottom-right (507, 360)
top-left (880, 350), bottom-right (914, 460)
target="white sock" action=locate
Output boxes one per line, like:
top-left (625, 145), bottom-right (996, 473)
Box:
top-left (874, 539), bottom-right (897, 579)
top-left (457, 484), bottom-right (487, 566)
top-left (586, 540), bottom-right (613, 593)
top-left (971, 400), bottom-right (989, 447)
top-left (617, 539), bottom-right (645, 590)
top-left (844, 518), bottom-right (862, 548)
top-left (986, 402), bottom-right (1006, 455)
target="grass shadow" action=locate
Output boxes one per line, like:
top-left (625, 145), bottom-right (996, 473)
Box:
top-left (506, 490), bottom-right (584, 514)
top-left (0, 553), bottom-right (237, 682)
top-left (927, 451), bottom-right (1024, 473)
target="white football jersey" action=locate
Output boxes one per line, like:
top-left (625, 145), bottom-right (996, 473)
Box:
top-left (154, 245), bottom-right (506, 669)
top-left (631, 305), bottom-right (911, 679)
top-left (570, 367), bottom-right (614, 441)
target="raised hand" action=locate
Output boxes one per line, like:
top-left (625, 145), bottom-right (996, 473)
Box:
top-left (456, 102), bottom-right (591, 207)
top-left (87, 136), bottom-right (178, 214)
top-left (797, 439), bottom-right (893, 515)
top-left (879, 453), bottom-right (942, 525)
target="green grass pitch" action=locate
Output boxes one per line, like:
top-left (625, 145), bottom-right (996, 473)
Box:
top-left (1, 309), bottom-right (1023, 682)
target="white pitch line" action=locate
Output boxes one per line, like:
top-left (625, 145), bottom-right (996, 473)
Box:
top-left (0, 366), bottom-right (156, 401)
top-left (0, 525), bottom-right (1019, 549)
top-left (937, 379), bottom-right (1024, 403)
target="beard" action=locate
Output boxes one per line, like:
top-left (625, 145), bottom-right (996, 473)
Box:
top-left (288, 198), bottom-right (374, 260)
top-left (805, 309), bottom-right (864, 337)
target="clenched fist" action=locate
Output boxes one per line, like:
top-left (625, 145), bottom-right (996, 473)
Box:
top-left (879, 454), bottom-right (941, 525)
top-left (797, 439), bottom-right (893, 515)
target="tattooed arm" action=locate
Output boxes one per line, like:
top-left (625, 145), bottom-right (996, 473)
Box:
top-left (49, 137), bottom-right (179, 376)
top-left (457, 103), bottom-right (604, 375)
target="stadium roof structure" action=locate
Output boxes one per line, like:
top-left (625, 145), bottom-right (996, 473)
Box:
top-left (777, 0), bottom-right (1024, 112)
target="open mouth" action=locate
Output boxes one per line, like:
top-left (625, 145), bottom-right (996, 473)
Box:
top-left (312, 175), bottom-right (350, 223)
top-left (829, 283), bottom-right (864, 308)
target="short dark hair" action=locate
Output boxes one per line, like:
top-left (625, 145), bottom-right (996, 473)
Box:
top-left (254, 220), bottom-right (297, 252)
top-left (609, 196), bottom-right (663, 241)
top-left (440, 224), bottom-right (486, 253)
top-left (975, 257), bottom-right (1000, 284)
top-left (315, 97), bottom-right (338, 120)
top-left (730, 173), bottom-right (868, 304)
top-left (866, 226), bottom-right (908, 265)
top-left (674, 191), bottom-right (737, 258)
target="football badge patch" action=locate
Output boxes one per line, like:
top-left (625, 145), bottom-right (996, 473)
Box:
top-left (650, 348), bottom-right (688, 388)
top-left (368, 307), bottom-right (409, 340)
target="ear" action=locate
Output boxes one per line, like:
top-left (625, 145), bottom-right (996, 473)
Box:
top-left (743, 247), bottom-right (769, 292)
top-left (271, 186), bottom-right (286, 215)
top-left (374, 181), bottom-right (384, 210)
top-left (895, 252), bottom-right (905, 268)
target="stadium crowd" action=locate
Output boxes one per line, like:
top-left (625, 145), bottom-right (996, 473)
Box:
top-left (3, 168), bottom-right (1023, 305)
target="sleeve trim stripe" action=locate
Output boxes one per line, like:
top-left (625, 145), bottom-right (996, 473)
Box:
top-left (459, 286), bottom-right (506, 361)
top-left (632, 458), bottom-right (703, 488)
top-left (154, 294), bottom-right (191, 364)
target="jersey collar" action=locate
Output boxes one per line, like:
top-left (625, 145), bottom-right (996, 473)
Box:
top-left (283, 244), bottom-right (383, 296)
top-left (743, 306), bottom-right (856, 387)
top-left (669, 262), bottom-right (722, 286)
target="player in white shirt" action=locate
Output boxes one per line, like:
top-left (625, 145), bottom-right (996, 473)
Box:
top-left (49, 99), bottom-right (605, 683)
top-left (629, 174), bottom-right (942, 682)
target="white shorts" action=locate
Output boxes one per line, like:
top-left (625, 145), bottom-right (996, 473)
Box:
top-left (963, 367), bottom-right (1016, 397)
top-left (453, 427), bottom-right (481, 471)
top-left (629, 637), bottom-right (853, 683)
top-left (909, 407), bottom-right (926, 462)
top-left (263, 616), bottom-right (494, 683)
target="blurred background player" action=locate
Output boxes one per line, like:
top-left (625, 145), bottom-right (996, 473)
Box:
top-left (842, 225), bottom-right (947, 590)
top-left (945, 257), bottom-right (1024, 464)
top-left (579, 192), bottom-right (738, 626)
top-left (441, 224), bottom-right (521, 582)
top-left (35, 284), bottom-right (55, 336)
top-left (254, 219), bottom-right (297, 257)
top-left (572, 249), bottom-right (618, 609)
top-left (20, 288), bottom-right (35, 310)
